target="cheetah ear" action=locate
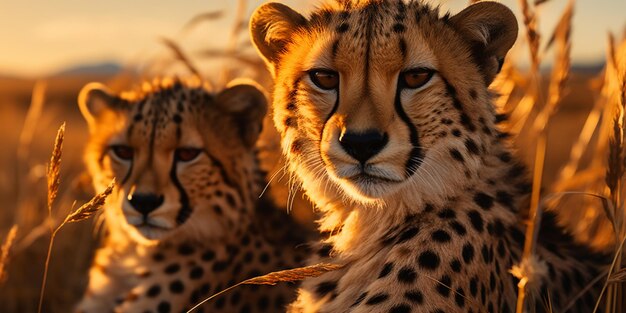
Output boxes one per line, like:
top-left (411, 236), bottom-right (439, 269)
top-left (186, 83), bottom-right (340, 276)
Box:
top-left (250, 2), bottom-right (307, 75)
top-left (216, 80), bottom-right (268, 148)
top-left (78, 82), bottom-right (119, 131)
top-left (450, 2), bottom-right (518, 85)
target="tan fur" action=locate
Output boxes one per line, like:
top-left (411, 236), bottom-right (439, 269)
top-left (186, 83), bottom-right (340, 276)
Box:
top-left (251, 1), bottom-right (608, 312)
top-left (75, 78), bottom-right (308, 313)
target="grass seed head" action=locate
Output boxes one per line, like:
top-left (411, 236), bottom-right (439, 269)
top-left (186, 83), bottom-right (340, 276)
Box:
top-left (242, 263), bottom-right (344, 286)
top-left (46, 123), bottom-right (65, 210)
top-left (64, 179), bottom-right (115, 224)
top-left (0, 225), bottom-right (19, 284)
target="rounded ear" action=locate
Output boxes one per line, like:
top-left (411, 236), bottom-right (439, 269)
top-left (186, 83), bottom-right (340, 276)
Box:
top-left (249, 2), bottom-right (307, 75)
top-left (216, 80), bottom-right (268, 148)
top-left (450, 2), bottom-right (518, 85)
top-left (78, 82), bottom-right (117, 130)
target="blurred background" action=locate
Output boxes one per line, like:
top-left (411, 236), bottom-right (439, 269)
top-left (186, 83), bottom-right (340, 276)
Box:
top-left (0, 0), bottom-right (624, 312)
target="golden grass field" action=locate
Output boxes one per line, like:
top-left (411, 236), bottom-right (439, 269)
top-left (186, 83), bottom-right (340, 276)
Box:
top-left (0, 0), bottom-right (625, 312)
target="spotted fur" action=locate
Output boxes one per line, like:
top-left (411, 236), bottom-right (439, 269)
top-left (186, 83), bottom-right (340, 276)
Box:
top-left (250, 1), bottom-right (609, 312)
top-left (75, 78), bottom-right (309, 313)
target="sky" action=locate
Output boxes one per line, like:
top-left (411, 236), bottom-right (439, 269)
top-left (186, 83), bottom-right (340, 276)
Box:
top-left (0, 0), bottom-right (624, 77)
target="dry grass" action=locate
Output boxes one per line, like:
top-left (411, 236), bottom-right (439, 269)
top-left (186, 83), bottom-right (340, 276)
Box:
top-left (0, 225), bottom-right (18, 284)
top-left (187, 263), bottom-right (344, 312)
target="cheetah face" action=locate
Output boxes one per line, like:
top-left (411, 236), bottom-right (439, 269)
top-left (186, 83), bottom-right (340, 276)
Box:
top-left (79, 80), bottom-right (267, 244)
top-left (251, 1), bottom-right (517, 204)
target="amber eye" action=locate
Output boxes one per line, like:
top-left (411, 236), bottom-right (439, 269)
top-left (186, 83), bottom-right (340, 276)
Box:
top-left (401, 69), bottom-right (435, 89)
top-left (110, 145), bottom-right (134, 161)
top-left (176, 148), bottom-right (202, 162)
top-left (309, 70), bottom-right (339, 90)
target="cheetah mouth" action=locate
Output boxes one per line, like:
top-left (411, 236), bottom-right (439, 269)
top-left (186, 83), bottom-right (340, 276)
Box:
top-left (349, 173), bottom-right (402, 184)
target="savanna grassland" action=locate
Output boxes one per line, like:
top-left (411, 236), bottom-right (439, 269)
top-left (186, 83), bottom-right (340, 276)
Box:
top-left (0, 0), bottom-right (625, 312)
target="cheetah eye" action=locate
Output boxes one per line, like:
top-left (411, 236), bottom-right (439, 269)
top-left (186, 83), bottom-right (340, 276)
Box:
top-left (309, 69), bottom-right (339, 90)
top-left (175, 148), bottom-right (203, 162)
top-left (110, 145), bottom-right (134, 161)
top-left (401, 68), bottom-right (435, 89)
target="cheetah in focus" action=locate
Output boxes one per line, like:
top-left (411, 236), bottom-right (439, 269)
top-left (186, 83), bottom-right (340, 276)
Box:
top-left (249, 1), bottom-right (609, 312)
top-left (75, 78), bottom-right (309, 313)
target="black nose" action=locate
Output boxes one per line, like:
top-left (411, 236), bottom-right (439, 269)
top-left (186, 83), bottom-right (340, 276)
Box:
top-left (128, 193), bottom-right (164, 216)
top-left (339, 130), bottom-right (388, 164)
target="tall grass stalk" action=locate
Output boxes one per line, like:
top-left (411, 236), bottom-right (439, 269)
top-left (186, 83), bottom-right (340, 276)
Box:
top-left (36, 123), bottom-right (114, 313)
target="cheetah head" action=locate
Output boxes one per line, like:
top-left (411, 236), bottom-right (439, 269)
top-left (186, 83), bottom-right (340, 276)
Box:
top-left (79, 79), bottom-right (267, 244)
top-left (251, 1), bottom-right (517, 206)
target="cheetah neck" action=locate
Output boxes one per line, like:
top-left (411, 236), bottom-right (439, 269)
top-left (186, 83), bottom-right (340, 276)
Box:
top-left (308, 138), bottom-right (527, 261)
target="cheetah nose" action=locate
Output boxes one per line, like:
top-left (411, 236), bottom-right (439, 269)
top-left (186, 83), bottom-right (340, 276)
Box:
top-left (339, 130), bottom-right (388, 164)
top-left (128, 193), bottom-right (165, 216)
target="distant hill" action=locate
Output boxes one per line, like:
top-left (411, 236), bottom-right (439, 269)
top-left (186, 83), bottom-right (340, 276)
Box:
top-left (52, 61), bottom-right (124, 77)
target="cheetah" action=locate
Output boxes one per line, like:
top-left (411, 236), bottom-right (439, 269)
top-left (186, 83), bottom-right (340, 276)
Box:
top-left (249, 1), bottom-right (609, 312)
top-left (75, 78), bottom-right (309, 313)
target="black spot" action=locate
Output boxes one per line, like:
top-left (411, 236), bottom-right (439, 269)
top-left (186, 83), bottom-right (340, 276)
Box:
top-left (473, 192), bottom-right (494, 210)
top-left (450, 259), bottom-right (462, 273)
top-left (212, 261), bottom-right (228, 272)
top-left (496, 191), bottom-right (514, 208)
top-left (352, 292), bottom-right (368, 307)
top-left (495, 113), bottom-right (508, 123)
top-left (462, 243), bottom-right (474, 264)
top-left (318, 244), bottom-right (332, 257)
top-left (452, 129), bottom-right (462, 137)
top-left (239, 304), bottom-right (251, 313)
top-left (467, 210), bottom-right (484, 232)
top-left (436, 275), bottom-right (452, 297)
top-left (470, 277), bottom-right (478, 296)
top-left (284, 117), bottom-right (296, 127)
top-left (449, 221), bottom-right (467, 235)
top-left (418, 250), bottom-right (440, 270)
top-left (397, 227), bottom-right (419, 243)
top-left (157, 301), bottom-right (171, 313)
top-left (178, 244), bottom-right (195, 255)
top-left (450, 149), bottom-right (464, 162)
top-left (258, 295), bottom-right (270, 310)
top-left (243, 251), bottom-right (254, 263)
top-left (392, 23), bottom-right (406, 33)
top-left (507, 164), bottom-right (526, 179)
top-left (169, 280), bottom-right (184, 294)
top-left (173, 114), bottom-right (182, 123)
top-left (337, 23), bottom-right (349, 33)
top-left (437, 208), bottom-right (456, 219)
top-left (397, 267), bottom-right (417, 284)
top-left (464, 138), bottom-right (480, 155)
top-left (489, 271), bottom-right (496, 290)
top-left (389, 304), bottom-right (411, 313)
top-left (499, 152), bottom-right (512, 163)
top-left (497, 240), bottom-right (506, 257)
top-left (291, 140), bottom-right (303, 155)
top-left (153, 253), bottom-right (165, 262)
top-left (454, 287), bottom-right (466, 307)
top-left (404, 290), bottom-right (423, 304)
top-left (259, 252), bottom-right (270, 264)
top-left (201, 250), bottom-right (215, 261)
top-left (481, 244), bottom-right (491, 264)
top-left (460, 113), bottom-right (476, 132)
top-left (469, 89), bottom-right (478, 100)
top-left (379, 262), bottom-right (394, 278)
top-left (164, 263), bottom-right (180, 274)
top-left (399, 39), bottom-right (407, 58)
top-left (315, 281), bottom-right (337, 297)
top-left (190, 266), bottom-right (204, 279)
top-left (147, 284), bottom-right (161, 297)
top-left (366, 293), bottom-right (389, 305)
top-left (432, 230), bottom-right (451, 243)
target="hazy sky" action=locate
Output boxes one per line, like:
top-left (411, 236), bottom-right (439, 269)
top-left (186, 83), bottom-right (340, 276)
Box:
top-left (0, 0), bottom-right (624, 77)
